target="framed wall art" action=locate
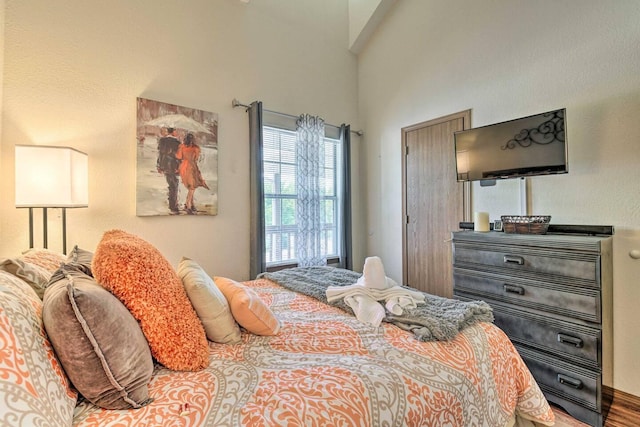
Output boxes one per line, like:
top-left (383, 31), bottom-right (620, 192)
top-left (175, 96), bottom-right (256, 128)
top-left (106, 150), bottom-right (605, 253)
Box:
top-left (136, 97), bottom-right (218, 216)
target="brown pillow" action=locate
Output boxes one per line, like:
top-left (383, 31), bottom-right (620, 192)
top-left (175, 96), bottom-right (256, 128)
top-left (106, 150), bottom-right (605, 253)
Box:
top-left (92, 229), bottom-right (209, 371)
top-left (66, 245), bottom-right (94, 276)
top-left (43, 266), bottom-right (154, 409)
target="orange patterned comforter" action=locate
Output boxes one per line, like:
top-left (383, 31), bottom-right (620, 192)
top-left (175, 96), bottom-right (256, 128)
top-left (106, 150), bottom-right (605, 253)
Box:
top-left (73, 278), bottom-right (554, 426)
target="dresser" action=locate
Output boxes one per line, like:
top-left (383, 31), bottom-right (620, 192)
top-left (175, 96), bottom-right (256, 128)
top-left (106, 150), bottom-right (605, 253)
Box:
top-left (451, 231), bottom-right (613, 427)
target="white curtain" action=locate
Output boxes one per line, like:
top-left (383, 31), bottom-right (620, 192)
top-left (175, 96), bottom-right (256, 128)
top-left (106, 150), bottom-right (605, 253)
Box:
top-left (295, 114), bottom-right (326, 267)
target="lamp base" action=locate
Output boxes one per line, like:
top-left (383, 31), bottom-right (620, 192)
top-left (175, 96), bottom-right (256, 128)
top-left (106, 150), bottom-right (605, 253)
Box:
top-left (25, 207), bottom-right (68, 254)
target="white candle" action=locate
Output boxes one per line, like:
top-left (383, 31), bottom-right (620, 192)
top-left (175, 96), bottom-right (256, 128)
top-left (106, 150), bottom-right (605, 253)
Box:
top-left (474, 212), bottom-right (490, 232)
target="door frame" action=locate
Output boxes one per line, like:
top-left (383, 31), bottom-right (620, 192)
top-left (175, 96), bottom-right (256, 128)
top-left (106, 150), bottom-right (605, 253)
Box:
top-left (401, 109), bottom-right (472, 287)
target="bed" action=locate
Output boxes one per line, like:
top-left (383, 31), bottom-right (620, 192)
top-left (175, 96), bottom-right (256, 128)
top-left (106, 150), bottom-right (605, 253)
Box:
top-left (73, 275), bottom-right (554, 427)
top-left (1, 239), bottom-right (555, 427)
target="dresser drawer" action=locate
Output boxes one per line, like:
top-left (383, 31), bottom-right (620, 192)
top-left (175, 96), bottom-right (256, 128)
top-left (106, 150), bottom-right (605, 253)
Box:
top-left (453, 245), bottom-right (600, 287)
top-left (517, 346), bottom-right (600, 412)
top-left (492, 306), bottom-right (600, 368)
top-left (453, 270), bottom-right (600, 323)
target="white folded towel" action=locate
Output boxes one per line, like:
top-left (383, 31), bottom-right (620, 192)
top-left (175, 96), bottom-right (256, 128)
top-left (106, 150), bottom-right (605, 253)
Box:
top-left (385, 295), bottom-right (420, 315)
top-left (356, 256), bottom-right (390, 289)
top-left (344, 294), bottom-right (386, 327)
top-left (326, 256), bottom-right (425, 326)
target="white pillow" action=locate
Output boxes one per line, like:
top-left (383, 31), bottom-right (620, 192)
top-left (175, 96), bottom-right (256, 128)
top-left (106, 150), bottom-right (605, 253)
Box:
top-left (178, 257), bottom-right (242, 344)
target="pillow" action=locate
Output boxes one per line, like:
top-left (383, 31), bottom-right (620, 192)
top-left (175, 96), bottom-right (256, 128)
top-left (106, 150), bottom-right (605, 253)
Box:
top-left (19, 248), bottom-right (67, 273)
top-left (92, 229), bottom-right (209, 371)
top-left (178, 257), bottom-right (242, 344)
top-left (66, 245), bottom-right (94, 276)
top-left (43, 266), bottom-right (154, 410)
top-left (0, 270), bottom-right (77, 426)
top-left (0, 257), bottom-right (51, 298)
top-left (213, 276), bottom-right (280, 336)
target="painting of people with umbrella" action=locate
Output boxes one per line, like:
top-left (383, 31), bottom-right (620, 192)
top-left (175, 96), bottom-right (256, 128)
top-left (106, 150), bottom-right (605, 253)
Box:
top-left (136, 97), bottom-right (218, 216)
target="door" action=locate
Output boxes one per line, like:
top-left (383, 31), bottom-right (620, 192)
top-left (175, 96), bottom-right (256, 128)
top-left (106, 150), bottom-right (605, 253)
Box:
top-left (402, 110), bottom-right (470, 297)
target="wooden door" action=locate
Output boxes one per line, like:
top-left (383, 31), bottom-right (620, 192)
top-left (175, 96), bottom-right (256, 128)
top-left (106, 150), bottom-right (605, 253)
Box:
top-left (402, 111), bottom-right (470, 297)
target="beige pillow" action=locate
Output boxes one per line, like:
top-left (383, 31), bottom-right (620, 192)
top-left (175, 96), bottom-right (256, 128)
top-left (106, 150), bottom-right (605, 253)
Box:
top-left (214, 276), bottom-right (281, 336)
top-left (178, 257), bottom-right (242, 344)
top-left (43, 265), bottom-right (154, 410)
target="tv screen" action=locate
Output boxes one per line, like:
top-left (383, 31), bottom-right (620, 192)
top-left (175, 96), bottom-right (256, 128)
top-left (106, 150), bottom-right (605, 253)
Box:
top-left (454, 108), bottom-right (568, 182)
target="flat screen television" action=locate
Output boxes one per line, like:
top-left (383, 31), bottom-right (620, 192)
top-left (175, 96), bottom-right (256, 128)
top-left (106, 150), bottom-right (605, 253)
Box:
top-left (454, 108), bottom-right (568, 182)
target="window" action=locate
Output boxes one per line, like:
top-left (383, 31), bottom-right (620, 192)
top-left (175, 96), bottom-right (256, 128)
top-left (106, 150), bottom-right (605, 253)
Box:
top-left (262, 125), bottom-right (341, 267)
top-left (249, 102), bottom-right (351, 278)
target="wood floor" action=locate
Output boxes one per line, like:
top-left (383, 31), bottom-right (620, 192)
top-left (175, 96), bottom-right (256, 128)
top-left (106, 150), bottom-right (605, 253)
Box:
top-left (603, 389), bottom-right (640, 426)
top-left (555, 389), bottom-right (640, 426)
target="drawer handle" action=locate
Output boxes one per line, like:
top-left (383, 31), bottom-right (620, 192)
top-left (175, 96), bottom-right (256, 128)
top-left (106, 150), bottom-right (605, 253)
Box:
top-left (557, 374), bottom-right (583, 389)
top-left (503, 255), bottom-right (525, 265)
top-left (557, 333), bottom-right (584, 348)
top-left (503, 284), bottom-right (525, 295)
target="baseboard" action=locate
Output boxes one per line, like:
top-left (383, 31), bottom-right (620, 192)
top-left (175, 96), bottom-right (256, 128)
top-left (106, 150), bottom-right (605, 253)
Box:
top-left (608, 387), bottom-right (640, 424)
top-left (613, 387), bottom-right (640, 408)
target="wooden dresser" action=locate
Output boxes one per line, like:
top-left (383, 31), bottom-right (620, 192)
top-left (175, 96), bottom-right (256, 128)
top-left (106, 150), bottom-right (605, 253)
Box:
top-left (451, 231), bottom-right (613, 427)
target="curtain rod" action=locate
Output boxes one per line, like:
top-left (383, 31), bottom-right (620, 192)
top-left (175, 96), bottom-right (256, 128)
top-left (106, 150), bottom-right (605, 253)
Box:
top-left (232, 99), bottom-right (364, 136)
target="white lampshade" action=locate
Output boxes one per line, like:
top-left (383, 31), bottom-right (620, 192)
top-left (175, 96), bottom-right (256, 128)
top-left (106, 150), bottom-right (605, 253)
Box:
top-left (15, 145), bottom-right (88, 208)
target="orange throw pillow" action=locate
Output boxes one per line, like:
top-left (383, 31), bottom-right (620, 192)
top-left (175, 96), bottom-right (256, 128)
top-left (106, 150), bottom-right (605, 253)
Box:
top-left (214, 277), bottom-right (280, 336)
top-left (92, 230), bottom-right (209, 371)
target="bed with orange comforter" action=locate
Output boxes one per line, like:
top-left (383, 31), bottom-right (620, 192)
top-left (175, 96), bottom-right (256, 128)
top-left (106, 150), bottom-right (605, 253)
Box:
top-left (71, 276), bottom-right (554, 427)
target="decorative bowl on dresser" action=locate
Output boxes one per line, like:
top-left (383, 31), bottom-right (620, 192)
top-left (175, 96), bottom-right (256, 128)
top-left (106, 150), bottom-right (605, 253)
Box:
top-left (452, 230), bottom-right (613, 427)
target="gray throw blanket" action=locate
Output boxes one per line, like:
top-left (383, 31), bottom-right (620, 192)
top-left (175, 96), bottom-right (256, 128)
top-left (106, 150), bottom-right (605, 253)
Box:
top-left (259, 266), bottom-right (493, 342)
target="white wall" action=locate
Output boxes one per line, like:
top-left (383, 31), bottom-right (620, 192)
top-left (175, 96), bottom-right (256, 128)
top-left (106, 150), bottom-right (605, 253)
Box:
top-left (348, 0), bottom-right (397, 53)
top-left (358, 0), bottom-right (640, 395)
top-left (0, 0), bottom-right (360, 279)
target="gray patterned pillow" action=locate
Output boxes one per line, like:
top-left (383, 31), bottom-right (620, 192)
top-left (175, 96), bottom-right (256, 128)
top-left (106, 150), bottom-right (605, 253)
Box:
top-left (0, 257), bottom-right (51, 298)
top-left (18, 248), bottom-right (66, 273)
top-left (0, 270), bottom-right (77, 426)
